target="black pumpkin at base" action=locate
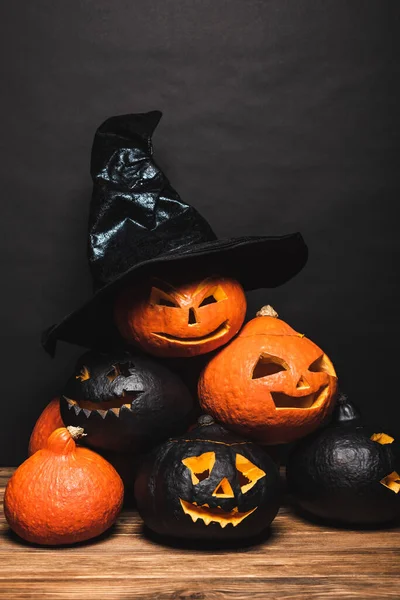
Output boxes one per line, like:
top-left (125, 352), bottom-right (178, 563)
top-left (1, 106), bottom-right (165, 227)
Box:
top-left (134, 415), bottom-right (281, 541)
top-left (60, 350), bottom-right (195, 453)
top-left (286, 394), bottom-right (400, 526)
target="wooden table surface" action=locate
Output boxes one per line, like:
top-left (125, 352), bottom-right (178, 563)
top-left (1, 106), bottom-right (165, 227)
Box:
top-left (0, 467), bottom-right (399, 599)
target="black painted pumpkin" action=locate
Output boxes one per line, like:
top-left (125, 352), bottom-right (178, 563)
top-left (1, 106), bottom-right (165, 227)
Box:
top-left (286, 394), bottom-right (400, 525)
top-left (134, 415), bottom-right (281, 540)
top-left (60, 350), bottom-right (194, 453)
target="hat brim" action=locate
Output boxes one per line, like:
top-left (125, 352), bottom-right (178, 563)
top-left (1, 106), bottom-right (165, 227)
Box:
top-left (42, 232), bottom-right (307, 355)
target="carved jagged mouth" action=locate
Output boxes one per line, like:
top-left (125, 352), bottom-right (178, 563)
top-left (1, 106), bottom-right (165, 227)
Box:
top-left (64, 393), bottom-right (142, 418)
top-left (152, 321), bottom-right (229, 344)
top-left (179, 499), bottom-right (257, 527)
top-left (271, 385), bottom-right (329, 409)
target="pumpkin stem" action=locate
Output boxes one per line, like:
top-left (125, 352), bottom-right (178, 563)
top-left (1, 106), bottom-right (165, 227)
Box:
top-left (66, 426), bottom-right (87, 441)
top-left (331, 393), bottom-right (362, 427)
top-left (197, 415), bottom-right (215, 427)
top-left (256, 305), bottom-right (279, 318)
top-left (46, 427), bottom-right (86, 454)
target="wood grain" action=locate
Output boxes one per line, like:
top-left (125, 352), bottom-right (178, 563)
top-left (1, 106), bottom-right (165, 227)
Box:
top-left (0, 467), bottom-right (399, 599)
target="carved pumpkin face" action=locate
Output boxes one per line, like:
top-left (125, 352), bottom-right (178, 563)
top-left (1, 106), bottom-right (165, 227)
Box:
top-left (134, 417), bottom-right (281, 540)
top-left (372, 434), bottom-right (400, 496)
top-left (179, 449), bottom-right (268, 528)
top-left (114, 274), bottom-right (247, 357)
top-left (198, 306), bottom-right (338, 445)
top-left (60, 350), bottom-right (194, 452)
top-left (287, 396), bottom-right (400, 524)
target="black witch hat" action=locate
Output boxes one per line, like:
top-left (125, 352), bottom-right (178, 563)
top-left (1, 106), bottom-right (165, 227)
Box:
top-left (43, 111), bottom-right (308, 355)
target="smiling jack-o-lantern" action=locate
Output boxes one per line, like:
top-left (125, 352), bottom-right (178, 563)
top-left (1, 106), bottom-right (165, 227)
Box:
top-left (198, 306), bottom-right (338, 445)
top-left (60, 349), bottom-right (194, 452)
top-left (114, 274), bottom-right (247, 357)
top-left (134, 415), bottom-right (281, 540)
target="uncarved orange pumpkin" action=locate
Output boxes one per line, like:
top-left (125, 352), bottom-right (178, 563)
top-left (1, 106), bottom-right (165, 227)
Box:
top-left (198, 306), bottom-right (338, 445)
top-left (5, 427), bottom-right (124, 545)
top-left (114, 274), bottom-right (247, 357)
top-left (28, 398), bottom-right (64, 456)
top-left (28, 401), bottom-right (136, 498)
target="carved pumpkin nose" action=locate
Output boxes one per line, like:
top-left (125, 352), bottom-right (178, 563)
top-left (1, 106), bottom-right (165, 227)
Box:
top-left (212, 477), bottom-right (235, 498)
top-left (188, 308), bottom-right (198, 325)
top-left (296, 375), bottom-right (310, 390)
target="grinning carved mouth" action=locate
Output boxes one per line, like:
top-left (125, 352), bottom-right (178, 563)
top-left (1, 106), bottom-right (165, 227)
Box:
top-left (153, 321), bottom-right (230, 345)
top-left (179, 499), bottom-right (257, 527)
top-left (64, 393), bottom-right (142, 418)
top-left (271, 385), bottom-right (329, 409)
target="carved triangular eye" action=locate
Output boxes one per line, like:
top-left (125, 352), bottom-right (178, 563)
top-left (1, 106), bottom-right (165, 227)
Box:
top-left (252, 354), bottom-right (289, 379)
top-left (76, 366), bottom-right (90, 381)
top-left (371, 433), bottom-right (394, 445)
top-left (182, 452), bottom-right (216, 485)
top-left (199, 295), bottom-right (217, 306)
top-left (106, 362), bottom-right (133, 382)
top-left (199, 285), bottom-right (227, 307)
top-left (236, 454), bottom-right (266, 493)
top-left (308, 354), bottom-right (336, 376)
top-left (158, 298), bottom-right (176, 307)
top-left (150, 287), bottom-right (179, 308)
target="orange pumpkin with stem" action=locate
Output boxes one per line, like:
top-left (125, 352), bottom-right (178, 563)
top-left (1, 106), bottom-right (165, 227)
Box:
top-left (28, 398), bottom-right (64, 455)
top-left (114, 274), bottom-right (247, 358)
top-left (198, 305), bottom-right (338, 445)
top-left (27, 400), bottom-right (134, 493)
top-left (5, 427), bottom-right (124, 545)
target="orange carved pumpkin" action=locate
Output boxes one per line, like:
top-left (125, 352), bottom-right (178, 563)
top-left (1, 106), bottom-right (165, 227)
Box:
top-left (28, 398), bottom-right (64, 456)
top-left (198, 306), bottom-right (338, 445)
top-left (114, 274), bottom-right (247, 357)
top-left (5, 427), bottom-right (124, 545)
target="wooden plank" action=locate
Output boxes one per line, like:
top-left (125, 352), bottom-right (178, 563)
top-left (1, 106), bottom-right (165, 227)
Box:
top-left (1, 467), bottom-right (399, 600)
top-left (1, 578), bottom-right (400, 600)
top-left (0, 467), bottom-right (15, 482)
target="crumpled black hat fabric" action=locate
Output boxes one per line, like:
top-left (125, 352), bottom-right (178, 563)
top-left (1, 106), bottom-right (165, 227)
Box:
top-left (42, 111), bottom-right (308, 355)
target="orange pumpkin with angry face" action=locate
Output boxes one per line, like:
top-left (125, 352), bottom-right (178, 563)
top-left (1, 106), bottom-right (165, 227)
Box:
top-left (114, 274), bottom-right (247, 357)
top-left (198, 306), bottom-right (338, 444)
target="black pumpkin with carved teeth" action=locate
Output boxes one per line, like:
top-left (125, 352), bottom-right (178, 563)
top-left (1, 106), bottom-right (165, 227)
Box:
top-left (60, 350), bottom-right (194, 453)
top-left (286, 394), bottom-right (400, 525)
top-left (134, 415), bottom-right (281, 540)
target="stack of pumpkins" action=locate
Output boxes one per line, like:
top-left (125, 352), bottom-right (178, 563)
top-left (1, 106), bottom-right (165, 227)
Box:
top-left (4, 109), bottom-right (400, 545)
top-left (5, 277), bottom-right (399, 546)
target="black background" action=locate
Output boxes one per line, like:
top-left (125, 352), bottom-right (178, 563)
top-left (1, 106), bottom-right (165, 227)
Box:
top-left (1, 1), bottom-right (399, 465)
